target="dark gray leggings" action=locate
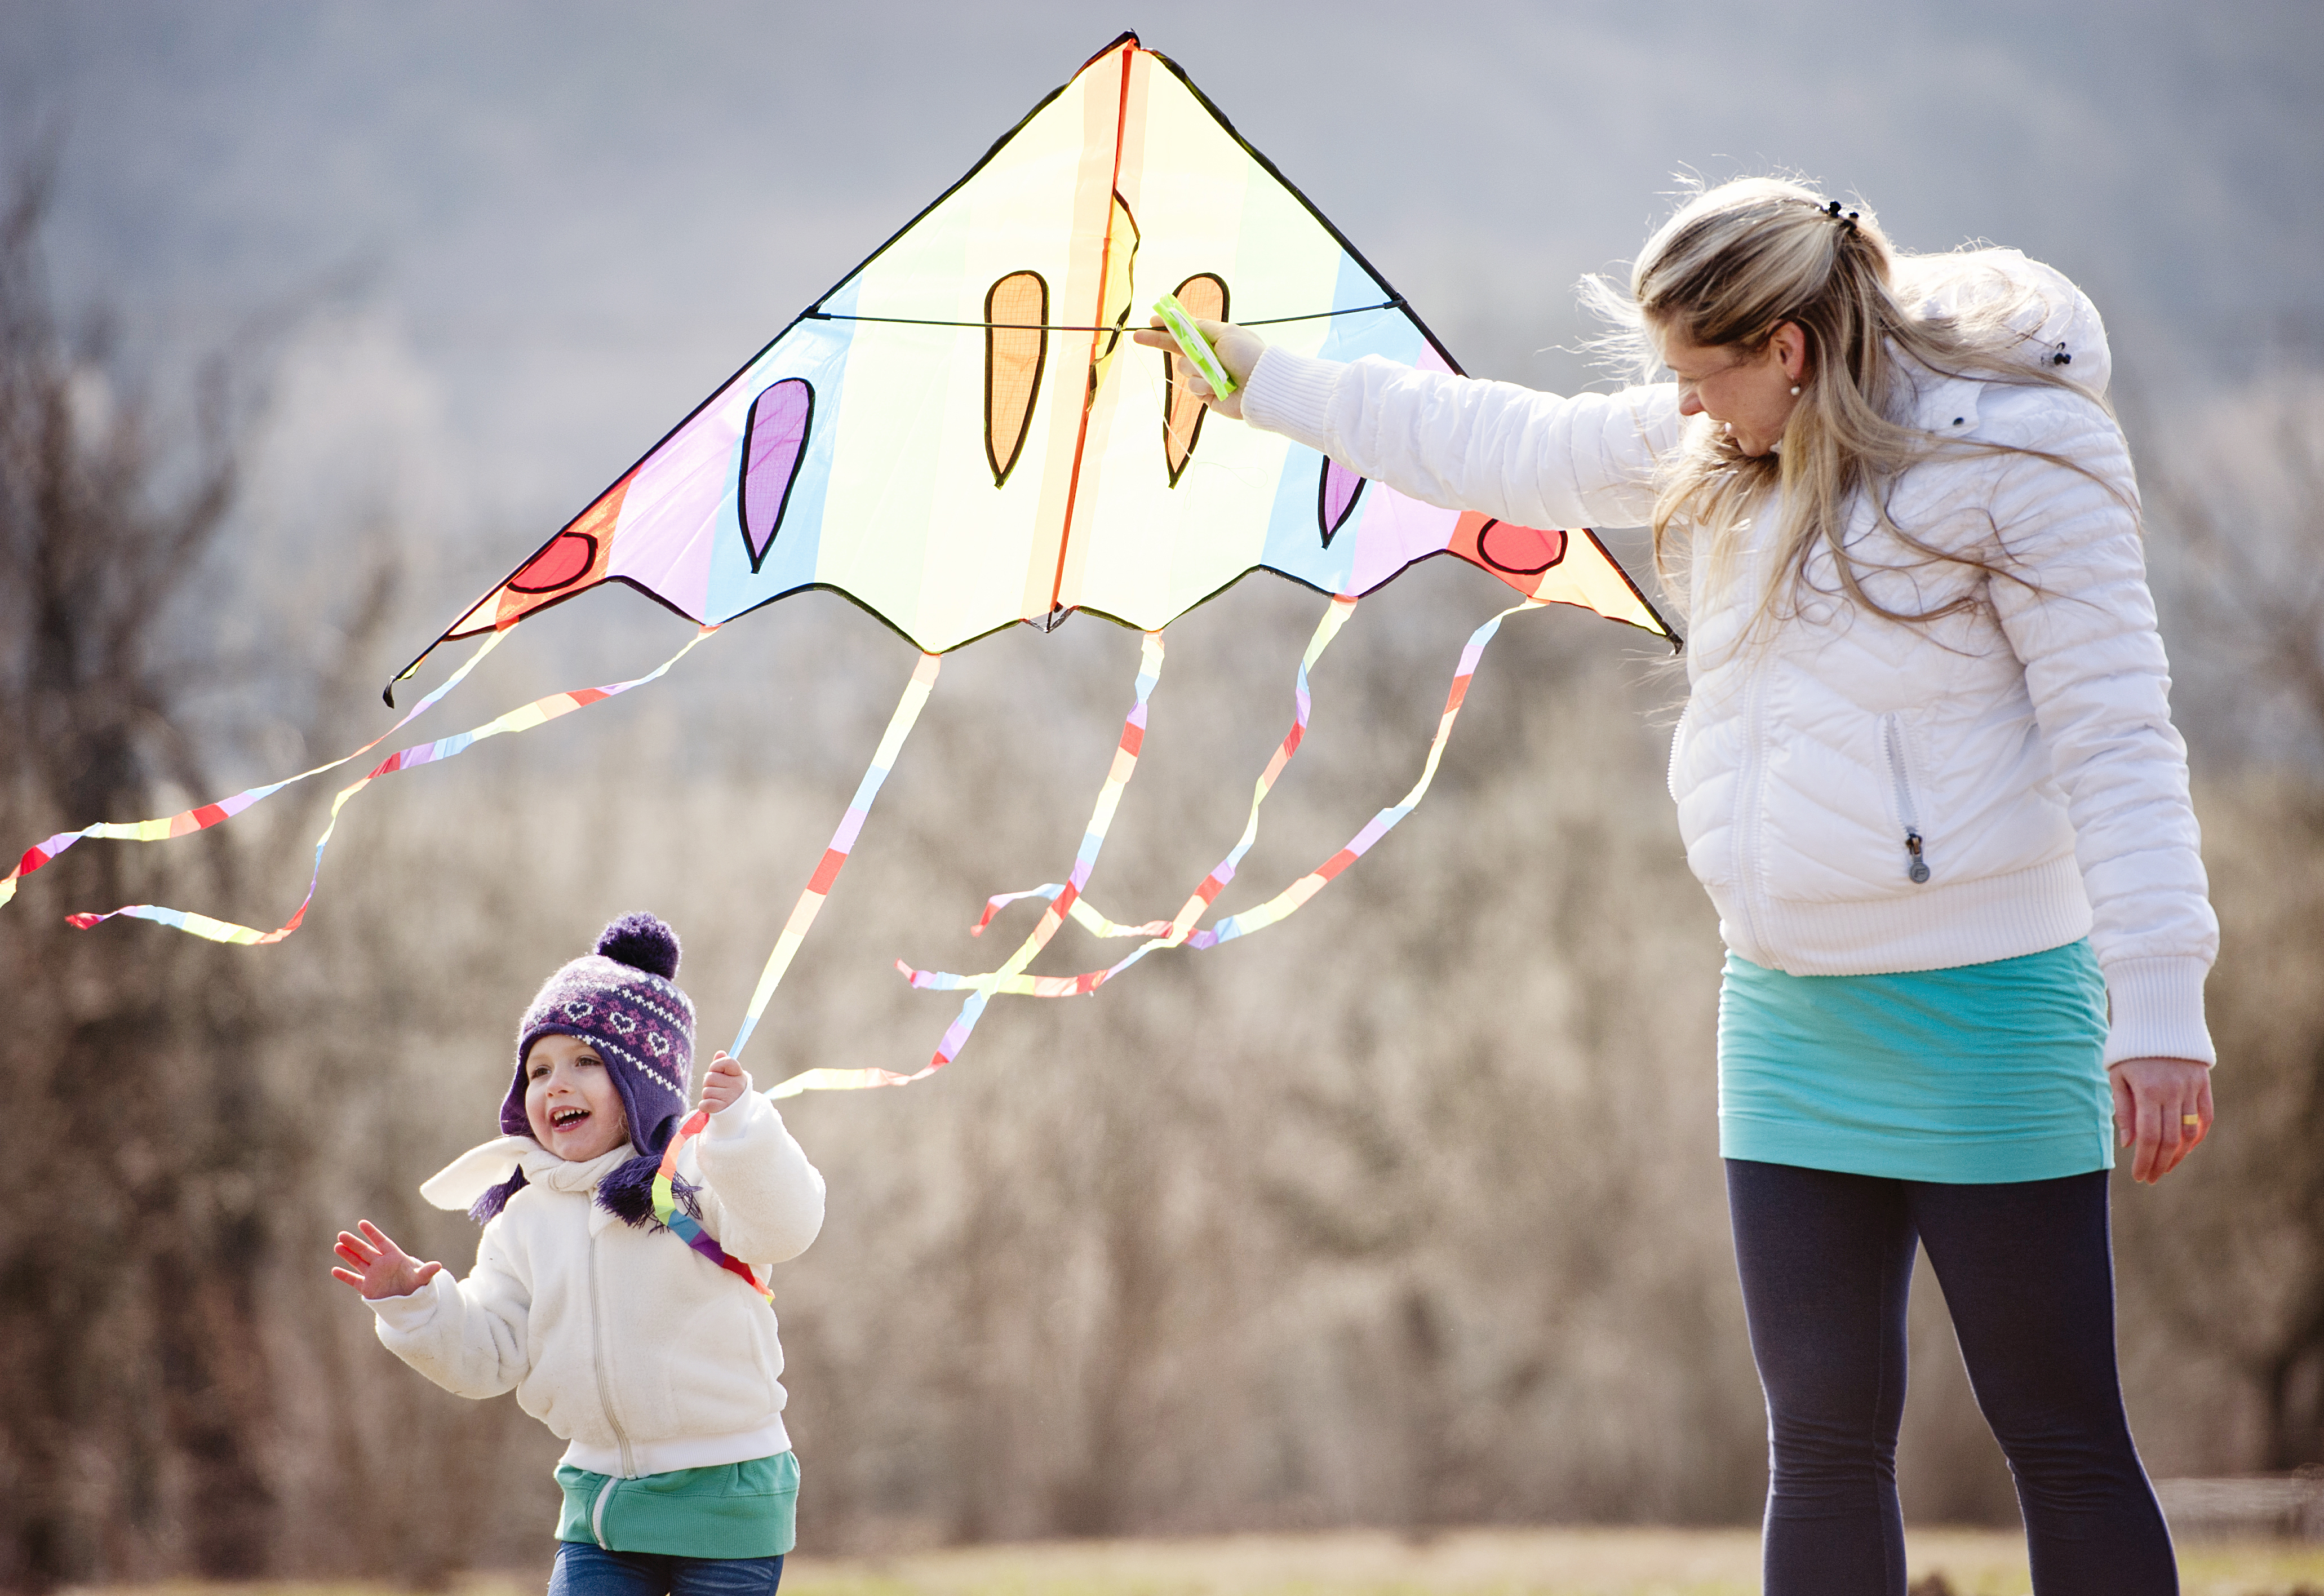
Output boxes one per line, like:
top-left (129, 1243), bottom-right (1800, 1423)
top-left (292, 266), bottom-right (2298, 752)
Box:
top-left (1724, 1159), bottom-right (2176, 1595)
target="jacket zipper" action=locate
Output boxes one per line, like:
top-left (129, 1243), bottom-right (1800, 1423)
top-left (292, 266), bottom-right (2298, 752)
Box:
top-left (586, 1227), bottom-right (638, 1481)
top-left (1881, 714), bottom-right (1932, 884)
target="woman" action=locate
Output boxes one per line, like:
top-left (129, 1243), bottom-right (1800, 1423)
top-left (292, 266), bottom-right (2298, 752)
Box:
top-left (1140, 177), bottom-right (2213, 1594)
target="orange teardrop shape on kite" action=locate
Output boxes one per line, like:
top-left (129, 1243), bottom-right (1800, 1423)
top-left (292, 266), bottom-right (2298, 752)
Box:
top-left (1161, 272), bottom-right (1227, 487)
top-left (985, 271), bottom-right (1048, 486)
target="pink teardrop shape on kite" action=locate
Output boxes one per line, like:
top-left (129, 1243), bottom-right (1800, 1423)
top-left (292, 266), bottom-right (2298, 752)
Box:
top-left (740, 378), bottom-right (815, 571)
top-left (1319, 459), bottom-right (1365, 547)
top-left (1475, 519), bottom-right (1566, 575)
top-left (508, 530), bottom-right (597, 594)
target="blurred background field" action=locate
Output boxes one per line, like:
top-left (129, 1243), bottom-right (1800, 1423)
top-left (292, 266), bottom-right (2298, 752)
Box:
top-left (52, 1532), bottom-right (2324, 1596)
top-left (4, 1), bottom-right (2323, 1589)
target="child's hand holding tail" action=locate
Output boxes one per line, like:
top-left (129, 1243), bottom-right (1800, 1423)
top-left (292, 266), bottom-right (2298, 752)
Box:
top-left (331, 1219), bottom-right (443, 1300)
top-left (699, 1049), bottom-right (749, 1114)
top-left (1132, 317), bottom-right (1264, 421)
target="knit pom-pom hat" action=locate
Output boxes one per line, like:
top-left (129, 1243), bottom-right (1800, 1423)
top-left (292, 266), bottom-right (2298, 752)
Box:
top-left (474, 912), bottom-right (698, 1229)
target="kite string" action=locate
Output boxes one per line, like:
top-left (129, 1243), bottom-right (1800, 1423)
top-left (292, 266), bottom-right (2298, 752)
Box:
top-left (714, 649), bottom-right (937, 1081)
top-left (802, 299), bottom-right (1404, 333)
top-left (1, 630), bottom-right (508, 914)
top-left (941, 597), bottom-right (1544, 996)
top-left (63, 626), bottom-right (720, 946)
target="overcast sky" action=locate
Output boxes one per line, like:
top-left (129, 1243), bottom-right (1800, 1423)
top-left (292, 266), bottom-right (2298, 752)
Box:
top-left (5, 0), bottom-right (2319, 647)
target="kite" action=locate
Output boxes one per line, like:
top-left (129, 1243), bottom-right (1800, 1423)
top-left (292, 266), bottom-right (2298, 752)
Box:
top-left (3, 33), bottom-right (1673, 1092)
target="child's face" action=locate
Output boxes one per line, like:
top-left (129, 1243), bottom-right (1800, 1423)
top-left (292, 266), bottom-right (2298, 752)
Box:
top-left (522, 1034), bottom-right (632, 1161)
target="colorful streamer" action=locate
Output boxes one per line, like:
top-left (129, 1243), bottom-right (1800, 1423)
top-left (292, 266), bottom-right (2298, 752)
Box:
top-left (770, 632), bottom-right (1167, 1096)
top-left (914, 593), bottom-right (1360, 993)
top-left (1, 632), bottom-right (505, 914)
top-left (651, 1108), bottom-right (773, 1305)
top-left (715, 649), bottom-right (937, 1078)
top-left (907, 598), bottom-right (1544, 1001)
top-left (60, 628), bottom-right (719, 945)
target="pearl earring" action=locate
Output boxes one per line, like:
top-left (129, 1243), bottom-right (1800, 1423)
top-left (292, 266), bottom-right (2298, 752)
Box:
top-left (1789, 384), bottom-right (1802, 396)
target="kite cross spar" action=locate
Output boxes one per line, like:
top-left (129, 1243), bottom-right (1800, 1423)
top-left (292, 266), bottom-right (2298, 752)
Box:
top-left (4, 33), bottom-right (1673, 1090)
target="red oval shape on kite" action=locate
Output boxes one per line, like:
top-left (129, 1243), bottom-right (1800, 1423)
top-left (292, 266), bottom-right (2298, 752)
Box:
top-left (1476, 520), bottom-right (1565, 575)
top-left (508, 531), bottom-right (597, 594)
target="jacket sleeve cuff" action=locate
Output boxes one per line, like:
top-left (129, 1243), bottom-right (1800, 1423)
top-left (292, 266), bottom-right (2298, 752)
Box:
top-left (704, 1083), bottom-right (774, 1143)
top-left (2102, 955), bottom-right (2215, 1067)
top-left (366, 1270), bottom-right (453, 1333)
top-left (1241, 347), bottom-right (1343, 452)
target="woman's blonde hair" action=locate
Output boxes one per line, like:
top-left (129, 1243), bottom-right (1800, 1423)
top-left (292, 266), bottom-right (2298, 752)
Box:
top-left (1582, 176), bottom-right (2102, 634)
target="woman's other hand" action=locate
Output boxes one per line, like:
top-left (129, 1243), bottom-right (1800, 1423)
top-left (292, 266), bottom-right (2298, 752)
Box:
top-left (2109, 1057), bottom-right (2214, 1183)
top-left (1131, 317), bottom-right (1264, 420)
top-left (331, 1219), bottom-right (444, 1300)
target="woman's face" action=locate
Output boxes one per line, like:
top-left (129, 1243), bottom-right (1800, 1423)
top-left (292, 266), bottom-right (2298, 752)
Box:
top-left (1656, 321), bottom-right (1806, 458)
top-left (523, 1033), bottom-right (632, 1161)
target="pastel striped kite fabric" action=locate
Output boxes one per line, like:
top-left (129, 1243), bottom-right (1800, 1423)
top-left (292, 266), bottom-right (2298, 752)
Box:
top-left (390, 32), bottom-right (1669, 695)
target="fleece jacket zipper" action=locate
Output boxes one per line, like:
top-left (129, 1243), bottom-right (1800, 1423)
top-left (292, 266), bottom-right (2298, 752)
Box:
top-left (586, 1223), bottom-right (637, 1549)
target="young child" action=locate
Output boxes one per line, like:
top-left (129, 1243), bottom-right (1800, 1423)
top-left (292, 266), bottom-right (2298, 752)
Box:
top-left (332, 912), bottom-right (824, 1596)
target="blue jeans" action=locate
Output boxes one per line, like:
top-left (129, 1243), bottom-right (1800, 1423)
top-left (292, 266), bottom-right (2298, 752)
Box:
top-left (1727, 1160), bottom-right (2175, 1596)
top-left (548, 1541), bottom-right (783, 1596)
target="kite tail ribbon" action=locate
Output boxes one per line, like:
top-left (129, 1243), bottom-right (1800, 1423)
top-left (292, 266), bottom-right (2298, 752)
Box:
top-left (652, 1109), bottom-right (773, 1305)
top-left (917, 593), bottom-right (1360, 992)
top-left (932, 596), bottom-right (1542, 995)
top-left (61, 627), bottom-right (719, 945)
top-left (704, 650), bottom-right (939, 1098)
top-left (1, 631), bottom-right (506, 915)
top-left (1183, 597), bottom-right (1543, 950)
top-left (851, 631), bottom-right (1166, 1089)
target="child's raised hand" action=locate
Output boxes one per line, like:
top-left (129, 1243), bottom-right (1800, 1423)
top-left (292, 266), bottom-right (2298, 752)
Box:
top-left (331, 1220), bottom-right (443, 1300)
top-left (699, 1049), bottom-right (750, 1114)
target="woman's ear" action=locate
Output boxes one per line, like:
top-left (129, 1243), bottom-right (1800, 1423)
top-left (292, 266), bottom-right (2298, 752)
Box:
top-left (1772, 321), bottom-right (1810, 383)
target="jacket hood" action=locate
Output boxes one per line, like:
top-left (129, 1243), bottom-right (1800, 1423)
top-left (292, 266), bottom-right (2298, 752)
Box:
top-left (1891, 247), bottom-right (2113, 401)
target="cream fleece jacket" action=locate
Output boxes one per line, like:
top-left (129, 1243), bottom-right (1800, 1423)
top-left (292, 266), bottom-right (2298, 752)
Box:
top-left (369, 1084), bottom-right (826, 1477)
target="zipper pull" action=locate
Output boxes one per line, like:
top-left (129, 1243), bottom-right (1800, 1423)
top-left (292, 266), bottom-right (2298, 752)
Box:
top-left (1904, 829), bottom-right (1930, 884)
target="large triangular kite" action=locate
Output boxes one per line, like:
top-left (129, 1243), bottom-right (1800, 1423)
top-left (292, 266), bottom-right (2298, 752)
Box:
top-left (390, 32), bottom-right (1669, 684)
top-left (13, 35), bottom-right (1674, 1094)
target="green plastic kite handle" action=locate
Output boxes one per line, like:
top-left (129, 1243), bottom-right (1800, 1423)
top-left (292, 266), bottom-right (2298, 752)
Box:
top-left (1151, 292), bottom-right (1237, 397)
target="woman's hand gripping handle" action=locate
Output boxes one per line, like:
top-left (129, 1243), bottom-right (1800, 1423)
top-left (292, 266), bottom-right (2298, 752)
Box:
top-left (1133, 317), bottom-right (1266, 422)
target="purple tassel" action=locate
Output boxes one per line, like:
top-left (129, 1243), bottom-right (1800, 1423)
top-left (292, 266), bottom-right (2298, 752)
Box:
top-left (593, 1152), bottom-right (701, 1229)
top-left (470, 1168), bottom-right (528, 1225)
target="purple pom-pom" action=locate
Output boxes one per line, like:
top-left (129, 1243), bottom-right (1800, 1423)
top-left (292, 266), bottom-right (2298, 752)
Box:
top-left (596, 912), bottom-right (680, 979)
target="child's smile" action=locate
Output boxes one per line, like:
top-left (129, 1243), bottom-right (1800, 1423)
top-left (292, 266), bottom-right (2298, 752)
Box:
top-left (523, 1034), bottom-right (632, 1161)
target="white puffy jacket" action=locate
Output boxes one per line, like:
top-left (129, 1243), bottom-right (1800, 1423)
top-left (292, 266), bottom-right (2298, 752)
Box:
top-left (369, 1087), bottom-right (827, 1476)
top-left (1241, 251), bottom-right (2214, 1067)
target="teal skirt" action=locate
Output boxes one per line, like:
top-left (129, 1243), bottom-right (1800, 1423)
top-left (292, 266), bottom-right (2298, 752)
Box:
top-left (1718, 939), bottom-right (2113, 1183)
top-left (556, 1451), bottom-right (799, 1558)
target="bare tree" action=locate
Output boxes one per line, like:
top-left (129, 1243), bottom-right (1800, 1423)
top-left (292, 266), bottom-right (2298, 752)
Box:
top-left (0, 149), bottom-right (274, 1588)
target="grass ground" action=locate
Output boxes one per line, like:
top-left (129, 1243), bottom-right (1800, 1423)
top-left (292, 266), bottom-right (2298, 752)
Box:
top-left (67, 1529), bottom-right (2324, 1596)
